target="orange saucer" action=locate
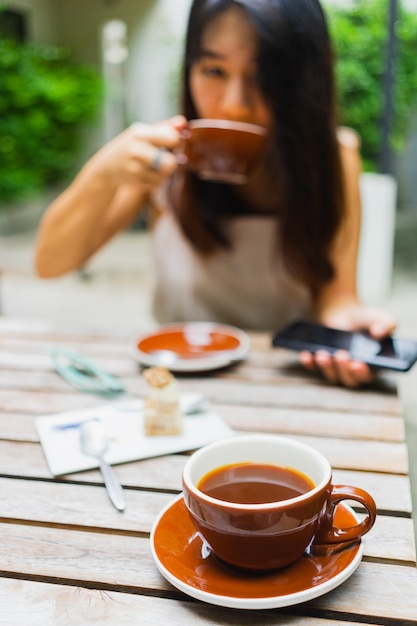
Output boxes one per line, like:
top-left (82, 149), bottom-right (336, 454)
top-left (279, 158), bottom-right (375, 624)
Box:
top-left (151, 495), bottom-right (364, 610)
top-left (130, 322), bottom-right (250, 372)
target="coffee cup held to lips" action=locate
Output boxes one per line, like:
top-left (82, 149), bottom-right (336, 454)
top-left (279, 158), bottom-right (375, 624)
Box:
top-left (176, 119), bottom-right (268, 184)
top-left (182, 435), bottom-right (377, 572)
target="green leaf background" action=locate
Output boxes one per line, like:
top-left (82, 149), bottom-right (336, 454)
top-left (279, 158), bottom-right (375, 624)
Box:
top-left (325, 0), bottom-right (417, 171)
top-left (0, 39), bottom-right (103, 205)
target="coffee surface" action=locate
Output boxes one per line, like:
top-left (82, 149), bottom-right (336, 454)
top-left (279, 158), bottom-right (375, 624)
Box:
top-left (197, 462), bottom-right (314, 504)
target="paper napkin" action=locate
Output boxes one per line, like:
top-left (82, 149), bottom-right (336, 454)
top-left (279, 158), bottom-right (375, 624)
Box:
top-left (35, 395), bottom-right (234, 476)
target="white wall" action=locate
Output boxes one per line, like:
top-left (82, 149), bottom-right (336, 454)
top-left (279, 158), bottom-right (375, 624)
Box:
top-left (358, 173), bottom-right (397, 304)
top-left (129, 0), bottom-right (192, 123)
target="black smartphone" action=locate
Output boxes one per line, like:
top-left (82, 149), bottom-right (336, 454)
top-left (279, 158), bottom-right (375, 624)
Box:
top-left (272, 320), bottom-right (417, 372)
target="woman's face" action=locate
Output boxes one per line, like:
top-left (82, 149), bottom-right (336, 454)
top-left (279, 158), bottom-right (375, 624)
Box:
top-left (189, 7), bottom-right (273, 130)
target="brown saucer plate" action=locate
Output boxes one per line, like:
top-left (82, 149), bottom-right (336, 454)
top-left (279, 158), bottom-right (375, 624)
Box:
top-left (130, 322), bottom-right (250, 372)
top-left (151, 495), bottom-right (364, 610)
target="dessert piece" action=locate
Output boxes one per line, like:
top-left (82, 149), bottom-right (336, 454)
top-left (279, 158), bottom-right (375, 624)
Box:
top-left (143, 366), bottom-right (183, 436)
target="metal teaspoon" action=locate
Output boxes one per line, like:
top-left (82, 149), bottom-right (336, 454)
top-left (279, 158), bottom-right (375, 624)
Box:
top-left (80, 418), bottom-right (126, 512)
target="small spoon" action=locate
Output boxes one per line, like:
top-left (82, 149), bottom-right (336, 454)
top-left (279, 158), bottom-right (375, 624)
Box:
top-left (80, 418), bottom-right (126, 512)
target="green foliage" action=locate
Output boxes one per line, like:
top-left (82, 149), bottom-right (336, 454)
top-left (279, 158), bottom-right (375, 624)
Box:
top-left (0, 38), bottom-right (103, 205)
top-left (325, 0), bottom-right (417, 171)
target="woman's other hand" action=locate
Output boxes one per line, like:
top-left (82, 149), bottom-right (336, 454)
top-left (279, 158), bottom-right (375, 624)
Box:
top-left (299, 304), bottom-right (397, 388)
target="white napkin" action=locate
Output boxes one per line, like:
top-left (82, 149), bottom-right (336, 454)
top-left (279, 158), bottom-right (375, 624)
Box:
top-left (35, 394), bottom-right (234, 476)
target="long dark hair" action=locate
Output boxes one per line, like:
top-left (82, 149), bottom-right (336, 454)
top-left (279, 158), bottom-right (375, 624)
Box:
top-left (171, 0), bottom-right (344, 293)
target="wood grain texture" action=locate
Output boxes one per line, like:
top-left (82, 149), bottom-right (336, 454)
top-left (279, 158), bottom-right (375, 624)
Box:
top-left (0, 523), bottom-right (416, 621)
top-left (0, 480), bottom-right (414, 563)
top-left (0, 578), bottom-right (373, 626)
top-left (0, 322), bottom-right (414, 626)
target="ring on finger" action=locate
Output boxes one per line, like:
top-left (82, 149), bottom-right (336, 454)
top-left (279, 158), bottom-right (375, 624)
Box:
top-left (149, 147), bottom-right (165, 171)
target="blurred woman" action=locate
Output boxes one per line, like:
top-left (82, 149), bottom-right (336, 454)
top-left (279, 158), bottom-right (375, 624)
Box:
top-left (35, 0), bottom-right (396, 386)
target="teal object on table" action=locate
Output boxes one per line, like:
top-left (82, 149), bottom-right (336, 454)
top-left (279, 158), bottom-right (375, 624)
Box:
top-left (45, 345), bottom-right (125, 397)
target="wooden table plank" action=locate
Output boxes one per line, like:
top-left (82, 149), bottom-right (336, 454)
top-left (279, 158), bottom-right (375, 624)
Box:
top-left (172, 378), bottom-right (402, 416)
top-left (363, 514), bottom-right (416, 564)
top-left (0, 389), bottom-right (104, 415)
top-left (0, 578), bottom-right (372, 626)
top-left (216, 404), bottom-right (404, 441)
top-left (299, 435), bottom-right (408, 474)
top-left (1, 523), bottom-right (416, 622)
top-left (311, 561), bottom-right (417, 622)
top-left (0, 377), bottom-right (402, 416)
top-left (0, 321), bottom-right (413, 626)
top-left (0, 478), bottom-right (174, 533)
top-left (1, 480), bottom-right (414, 563)
top-left (0, 342), bottom-right (389, 399)
top-left (331, 469), bottom-right (412, 515)
top-left (0, 441), bottom-right (186, 490)
top-left (0, 445), bottom-right (412, 514)
top-left (0, 413), bottom-right (40, 441)
top-left (0, 402), bottom-right (404, 443)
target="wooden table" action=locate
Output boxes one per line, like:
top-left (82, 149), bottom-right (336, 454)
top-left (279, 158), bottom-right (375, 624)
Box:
top-left (1, 317), bottom-right (416, 625)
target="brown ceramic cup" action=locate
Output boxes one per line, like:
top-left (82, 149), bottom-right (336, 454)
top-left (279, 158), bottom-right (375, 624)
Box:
top-left (182, 434), bottom-right (376, 572)
top-left (176, 119), bottom-right (268, 184)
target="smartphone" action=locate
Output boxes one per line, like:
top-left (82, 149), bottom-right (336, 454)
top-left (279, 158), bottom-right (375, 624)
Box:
top-left (272, 320), bottom-right (417, 372)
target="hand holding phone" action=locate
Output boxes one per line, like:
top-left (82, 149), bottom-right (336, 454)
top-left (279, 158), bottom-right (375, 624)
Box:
top-left (272, 320), bottom-right (417, 372)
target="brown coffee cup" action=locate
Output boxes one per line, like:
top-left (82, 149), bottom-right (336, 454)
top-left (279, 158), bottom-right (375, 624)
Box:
top-left (182, 434), bottom-right (376, 572)
top-left (176, 119), bottom-right (267, 184)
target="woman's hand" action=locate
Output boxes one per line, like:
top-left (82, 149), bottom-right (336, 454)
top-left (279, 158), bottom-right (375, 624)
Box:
top-left (35, 115), bottom-right (188, 278)
top-left (88, 115), bottom-right (187, 190)
top-left (299, 304), bottom-right (397, 388)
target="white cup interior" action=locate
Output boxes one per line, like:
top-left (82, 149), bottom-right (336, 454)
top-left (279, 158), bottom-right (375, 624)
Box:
top-left (183, 434), bottom-right (331, 503)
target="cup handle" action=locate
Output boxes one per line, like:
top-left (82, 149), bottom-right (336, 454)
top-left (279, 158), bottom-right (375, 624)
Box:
top-left (313, 484), bottom-right (377, 545)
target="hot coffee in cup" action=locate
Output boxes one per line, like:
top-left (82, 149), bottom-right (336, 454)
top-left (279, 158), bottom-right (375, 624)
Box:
top-left (176, 119), bottom-right (267, 184)
top-left (182, 435), bottom-right (376, 571)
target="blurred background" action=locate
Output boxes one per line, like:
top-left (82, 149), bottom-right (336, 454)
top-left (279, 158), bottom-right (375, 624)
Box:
top-left (0, 0), bottom-right (416, 332)
top-left (1, 0), bottom-right (417, 545)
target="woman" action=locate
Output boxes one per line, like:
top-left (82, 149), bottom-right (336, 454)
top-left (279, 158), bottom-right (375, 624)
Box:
top-left (35, 0), bottom-right (396, 387)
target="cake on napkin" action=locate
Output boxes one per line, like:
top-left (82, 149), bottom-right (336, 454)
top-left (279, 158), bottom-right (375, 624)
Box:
top-left (143, 366), bottom-right (183, 436)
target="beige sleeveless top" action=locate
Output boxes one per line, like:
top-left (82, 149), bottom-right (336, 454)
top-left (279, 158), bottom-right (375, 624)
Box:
top-left (150, 129), bottom-right (357, 330)
top-left (151, 193), bottom-right (312, 331)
